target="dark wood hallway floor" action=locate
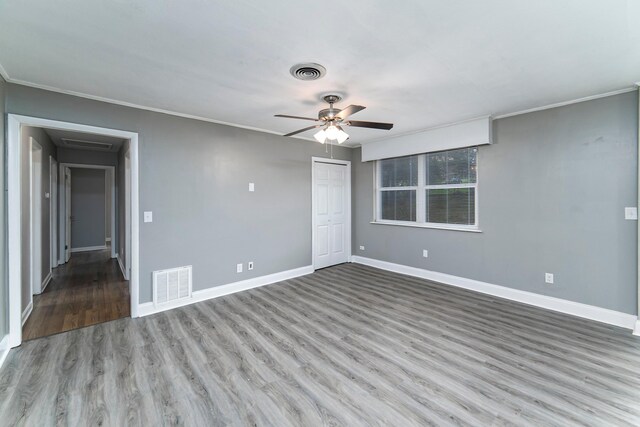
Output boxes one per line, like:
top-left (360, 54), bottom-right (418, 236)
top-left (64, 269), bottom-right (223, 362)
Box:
top-left (22, 249), bottom-right (130, 341)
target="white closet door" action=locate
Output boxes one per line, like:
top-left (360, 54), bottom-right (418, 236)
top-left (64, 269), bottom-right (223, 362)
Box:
top-left (314, 162), bottom-right (348, 269)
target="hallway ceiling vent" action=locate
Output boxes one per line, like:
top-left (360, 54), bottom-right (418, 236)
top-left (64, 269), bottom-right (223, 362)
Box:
top-left (153, 265), bottom-right (192, 306)
top-left (61, 138), bottom-right (113, 151)
top-left (290, 63), bottom-right (326, 81)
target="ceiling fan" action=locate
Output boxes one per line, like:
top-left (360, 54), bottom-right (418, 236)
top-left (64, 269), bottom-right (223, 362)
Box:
top-left (275, 95), bottom-right (393, 144)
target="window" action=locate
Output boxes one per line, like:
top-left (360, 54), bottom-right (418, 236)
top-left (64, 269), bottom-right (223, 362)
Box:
top-left (376, 147), bottom-right (478, 229)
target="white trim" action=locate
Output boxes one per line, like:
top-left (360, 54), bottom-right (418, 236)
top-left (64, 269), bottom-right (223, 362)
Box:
top-left (21, 301), bottom-right (33, 326)
top-left (70, 245), bottom-right (108, 253)
top-left (370, 221), bottom-right (482, 233)
top-left (7, 115), bottom-right (22, 347)
top-left (493, 87), bottom-right (637, 119)
top-left (634, 320), bottom-right (640, 337)
top-left (7, 114), bottom-right (141, 348)
top-left (0, 336), bottom-right (10, 372)
top-left (49, 156), bottom-right (58, 274)
top-left (0, 61), bottom-right (9, 81)
top-left (311, 157), bottom-right (352, 270)
top-left (138, 265), bottom-right (313, 317)
top-left (40, 271), bottom-right (53, 293)
top-left (351, 256), bottom-right (638, 330)
top-left (117, 255), bottom-right (127, 280)
top-left (29, 137), bottom-right (43, 297)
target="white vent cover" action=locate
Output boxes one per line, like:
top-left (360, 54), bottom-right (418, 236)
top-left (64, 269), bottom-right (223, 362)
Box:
top-left (61, 138), bottom-right (113, 151)
top-left (153, 265), bottom-right (192, 306)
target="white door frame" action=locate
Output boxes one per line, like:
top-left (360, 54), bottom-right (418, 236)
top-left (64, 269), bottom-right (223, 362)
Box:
top-left (7, 114), bottom-right (141, 348)
top-left (311, 156), bottom-right (352, 270)
top-left (59, 163), bottom-right (116, 257)
top-left (124, 150), bottom-right (131, 280)
top-left (50, 156), bottom-right (58, 268)
top-left (29, 137), bottom-right (43, 299)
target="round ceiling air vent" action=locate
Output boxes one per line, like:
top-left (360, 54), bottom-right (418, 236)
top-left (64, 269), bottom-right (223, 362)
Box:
top-left (289, 63), bottom-right (326, 81)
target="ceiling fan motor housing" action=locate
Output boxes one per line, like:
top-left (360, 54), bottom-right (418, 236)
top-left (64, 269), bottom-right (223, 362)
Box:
top-left (318, 108), bottom-right (342, 121)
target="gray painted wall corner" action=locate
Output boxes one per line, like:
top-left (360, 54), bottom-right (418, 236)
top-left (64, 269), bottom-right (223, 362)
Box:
top-left (353, 91), bottom-right (638, 314)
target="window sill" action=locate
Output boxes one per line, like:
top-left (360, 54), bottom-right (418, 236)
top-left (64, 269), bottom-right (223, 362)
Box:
top-left (370, 221), bottom-right (482, 233)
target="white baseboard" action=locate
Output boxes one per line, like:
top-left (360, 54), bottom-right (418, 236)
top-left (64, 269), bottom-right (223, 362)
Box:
top-left (21, 301), bottom-right (33, 326)
top-left (40, 271), bottom-right (52, 293)
top-left (351, 256), bottom-right (638, 331)
top-left (117, 255), bottom-right (128, 280)
top-left (0, 335), bottom-right (10, 372)
top-left (70, 245), bottom-right (107, 253)
top-left (138, 265), bottom-right (314, 317)
top-left (634, 320), bottom-right (640, 336)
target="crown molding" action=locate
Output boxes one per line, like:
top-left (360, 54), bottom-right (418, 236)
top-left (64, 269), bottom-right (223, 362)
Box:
top-left (493, 87), bottom-right (638, 119)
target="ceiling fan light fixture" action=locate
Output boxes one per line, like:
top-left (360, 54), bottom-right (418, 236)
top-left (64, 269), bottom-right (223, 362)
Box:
top-left (325, 125), bottom-right (339, 140)
top-left (336, 129), bottom-right (349, 144)
top-left (314, 129), bottom-right (327, 143)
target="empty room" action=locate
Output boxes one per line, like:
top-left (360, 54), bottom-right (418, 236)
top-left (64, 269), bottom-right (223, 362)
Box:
top-left (0, 1), bottom-right (639, 426)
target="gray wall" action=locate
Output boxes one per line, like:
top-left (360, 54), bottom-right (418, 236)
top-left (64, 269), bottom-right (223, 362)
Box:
top-left (0, 76), bottom-right (6, 337)
top-left (57, 146), bottom-right (118, 166)
top-left (70, 168), bottom-right (106, 249)
top-left (20, 126), bottom-right (57, 311)
top-left (353, 91), bottom-right (638, 314)
top-left (6, 84), bottom-right (352, 303)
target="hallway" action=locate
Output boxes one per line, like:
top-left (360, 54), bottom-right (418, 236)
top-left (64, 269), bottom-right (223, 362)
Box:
top-left (22, 249), bottom-right (130, 341)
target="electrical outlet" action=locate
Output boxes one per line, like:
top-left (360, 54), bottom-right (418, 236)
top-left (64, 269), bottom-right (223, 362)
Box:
top-left (423, 249), bottom-right (428, 258)
top-left (625, 207), bottom-right (637, 220)
top-left (248, 261), bottom-right (254, 270)
top-left (545, 273), bottom-right (554, 284)
top-left (359, 245), bottom-right (365, 251)
top-left (249, 182), bottom-right (255, 192)
top-left (236, 263), bottom-right (243, 273)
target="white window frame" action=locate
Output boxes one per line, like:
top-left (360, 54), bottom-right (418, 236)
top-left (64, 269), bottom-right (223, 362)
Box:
top-left (373, 150), bottom-right (480, 232)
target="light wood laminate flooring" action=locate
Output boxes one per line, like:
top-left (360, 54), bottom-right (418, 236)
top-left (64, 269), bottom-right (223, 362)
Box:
top-left (2, 263), bottom-right (639, 426)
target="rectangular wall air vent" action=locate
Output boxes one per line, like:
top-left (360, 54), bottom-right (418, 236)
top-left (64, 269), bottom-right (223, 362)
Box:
top-left (61, 138), bottom-right (113, 151)
top-left (153, 265), bottom-right (192, 306)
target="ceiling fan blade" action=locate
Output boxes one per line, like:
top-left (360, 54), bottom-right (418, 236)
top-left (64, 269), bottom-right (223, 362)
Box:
top-left (283, 124), bottom-right (322, 137)
top-left (335, 105), bottom-right (366, 120)
top-left (275, 114), bottom-right (319, 122)
top-left (347, 120), bottom-right (394, 130)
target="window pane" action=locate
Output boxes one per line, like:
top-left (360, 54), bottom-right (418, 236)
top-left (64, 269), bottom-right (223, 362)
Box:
top-left (381, 190), bottom-right (416, 221)
top-left (469, 147), bottom-right (477, 183)
top-left (380, 156), bottom-right (418, 187)
top-left (425, 189), bottom-right (447, 223)
top-left (426, 152), bottom-right (447, 185)
top-left (426, 147), bottom-right (477, 185)
top-left (446, 149), bottom-right (469, 184)
top-left (426, 188), bottom-right (475, 225)
top-left (447, 188), bottom-right (475, 224)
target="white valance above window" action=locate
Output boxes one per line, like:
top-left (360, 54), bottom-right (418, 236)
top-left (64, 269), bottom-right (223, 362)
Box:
top-left (361, 116), bottom-right (492, 162)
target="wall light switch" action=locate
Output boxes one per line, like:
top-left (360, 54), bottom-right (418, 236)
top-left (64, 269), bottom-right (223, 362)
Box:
top-left (144, 211), bottom-right (153, 223)
top-left (248, 261), bottom-right (254, 270)
top-left (249, 182), bottom-right (255, 192)
top-left (625, 207), bottom-right (637, 220)
top-left (45, 192), bottom-right (50, 199)
top-left (236, 263), bottom-right (243, 273)
top-left (359, 246), bottom-right (365, 251)
top-left (423, 249), bottom-right (428, 258)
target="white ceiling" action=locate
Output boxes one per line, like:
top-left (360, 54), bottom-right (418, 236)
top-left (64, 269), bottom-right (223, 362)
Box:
top-left (1, 1), bottom-right (639, 146)
top-left (44, 128), bottom-right (126, 152)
